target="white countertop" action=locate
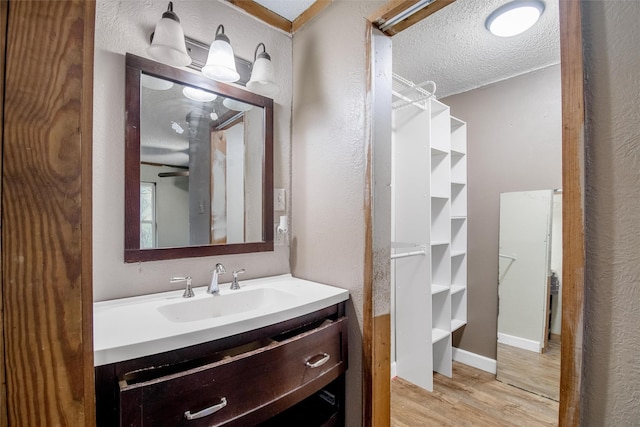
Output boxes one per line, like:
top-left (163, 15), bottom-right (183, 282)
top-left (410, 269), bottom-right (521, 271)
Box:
top-left (93, 274), bottom-right (349, 366)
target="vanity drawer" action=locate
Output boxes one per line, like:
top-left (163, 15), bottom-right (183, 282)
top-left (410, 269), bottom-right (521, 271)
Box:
top-left (119, 317), bottom-right (346, 426)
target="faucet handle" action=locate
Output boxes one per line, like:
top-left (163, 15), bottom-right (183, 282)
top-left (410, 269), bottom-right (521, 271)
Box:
top-left (230, 269), bottom-right (245, 290)
top-left (170, 276), bottom-right (194, 298)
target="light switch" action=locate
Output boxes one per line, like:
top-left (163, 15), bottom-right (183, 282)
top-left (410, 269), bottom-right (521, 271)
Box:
top-left (274, 188), bottom-right (285, 211)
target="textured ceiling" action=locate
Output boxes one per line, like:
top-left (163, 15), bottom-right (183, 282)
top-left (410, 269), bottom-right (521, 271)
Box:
top-left (392, 0), bottom-right (560, 98)
top-left (253, 0), bottom-right (316, 21)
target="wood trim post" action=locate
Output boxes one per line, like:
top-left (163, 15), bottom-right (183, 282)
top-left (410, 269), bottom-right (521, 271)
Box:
top-left (0, 1), bottom-right (8, 425)
top-left (365, 24), bottom-right (393, 427)
top-left (2, 1), bottom-right (95, 425)
top-left (559, 1), bottom-right (585, 425)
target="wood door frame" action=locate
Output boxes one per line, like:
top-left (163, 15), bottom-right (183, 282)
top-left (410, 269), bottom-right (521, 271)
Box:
top-left (1, 1), bottom-right (95, 425)
top-left (366, 1), bottom-right (585, 426)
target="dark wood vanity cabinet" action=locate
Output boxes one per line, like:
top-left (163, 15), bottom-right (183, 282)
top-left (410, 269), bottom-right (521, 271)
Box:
top-left (96, 303), bottom-right (347, 427)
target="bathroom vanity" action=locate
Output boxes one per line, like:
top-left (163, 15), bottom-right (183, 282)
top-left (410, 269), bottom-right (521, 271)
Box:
top-left (94, 275), bottom-right (349, 426)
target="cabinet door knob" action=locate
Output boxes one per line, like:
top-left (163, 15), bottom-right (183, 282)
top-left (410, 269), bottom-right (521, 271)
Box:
top-left (305, 352), bottom-right (330, 368)
top-left (184, 397), bottom-right (227, 420)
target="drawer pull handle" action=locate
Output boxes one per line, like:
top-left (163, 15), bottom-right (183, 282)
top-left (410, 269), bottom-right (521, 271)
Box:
top-left (305, 352), bottom-right (331, 368)
top-left (184, 397), bottom-right (227, 420)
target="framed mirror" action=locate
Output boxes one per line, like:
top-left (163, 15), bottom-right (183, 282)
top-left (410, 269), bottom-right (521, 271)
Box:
top-left (124, 53), bottom-right (273, 262)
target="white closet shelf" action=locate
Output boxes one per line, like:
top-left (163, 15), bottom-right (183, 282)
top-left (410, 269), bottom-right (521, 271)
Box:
top-left (431, 195), bottom-right (449, 200)
top-left (450, 285), bottom-right (466, 295)
top-left (431, 147), bottom-right (449, 156)
top-left (451, 251), bottom-right (466, 257)
top-left (451, 181), bottom-right (466, 186)
top-left (451, 216), bottom-right (467, 220)
top-left (451, 148), bottom-right (466, 156)
top-left (431, 241), bottom-right (449, 246)
top-left (431, 284), bottom-right (449, 295)
top-left (432, 328), bottom-right (450, 344)
top-left (451, 319), bottom-right (466, 332)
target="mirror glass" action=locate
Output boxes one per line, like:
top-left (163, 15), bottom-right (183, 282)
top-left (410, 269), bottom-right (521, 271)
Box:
top-left (496, 189), bottom-right (562, 401)
top-left (125, 54), bottom-right (273, 262)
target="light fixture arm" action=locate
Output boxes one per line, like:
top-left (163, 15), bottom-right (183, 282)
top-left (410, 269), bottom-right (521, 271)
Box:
top-left (215, 24), bottom-right (230, 43)
top-left (162, 2), bottom-right (180, 22)
top-left (253, 42), bottom-right (271, 61)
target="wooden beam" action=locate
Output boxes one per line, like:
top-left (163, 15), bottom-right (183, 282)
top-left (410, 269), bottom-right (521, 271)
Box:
top-left (226, 0), bottom-right (292, 33)
top-left (373, 315), bottom-right (391, 426)
top-left (384, 0), bottom-right (455, 36)
top-left (292, 1), bottom-right (333, 34)
top-left (0, 1), bottom-right (8, 426)
top-left (369, 0), bottom-right (425, 26)
top-left (369, 0), bottom-right (456, 36)
top-left (2, 1), bottom-right (95, 425)
top-left (558, 1), bottom-right (585, 426)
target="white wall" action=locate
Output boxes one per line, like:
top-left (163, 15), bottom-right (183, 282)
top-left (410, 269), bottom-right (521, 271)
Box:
top-left (443, 64), bottom-right (562, 359)
top-left (291, 1), bottom-right (386, 424)
top-left (93, 0), bottom-right (292, 301)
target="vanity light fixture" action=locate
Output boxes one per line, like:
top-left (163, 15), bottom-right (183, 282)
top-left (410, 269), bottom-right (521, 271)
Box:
top-left (247, 43), bottom-right (278, 97)
top-left (202, 25), bottom-right (240, 83)
top-left (222, 97), bottom-right (253, 112)
top-left (141, 74), bottom-right (174, 90)
top-left (147, 2), bottom-right (192, 67)
top-left (182, 86), bottom-right (217, 102)
top-left (486, 0), bottom-right (545, 37)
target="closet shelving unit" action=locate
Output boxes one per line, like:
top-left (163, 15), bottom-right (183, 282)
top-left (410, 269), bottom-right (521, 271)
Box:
top-left (450, 118), bottom-right (467, 335)
top-left (391, 75), bottom-right (467, 392)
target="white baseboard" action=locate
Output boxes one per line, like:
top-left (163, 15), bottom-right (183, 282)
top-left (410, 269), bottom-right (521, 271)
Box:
top-left (497, 332), bottom-right (541, 353)
top-left (391, 361), bottom-right (397, 378)
top-left (452, 347), bottom-right (497, 374)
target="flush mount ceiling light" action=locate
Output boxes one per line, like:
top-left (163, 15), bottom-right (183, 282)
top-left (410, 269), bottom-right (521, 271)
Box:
top-left (202, 25), bottom-right (240, 83)
top-left (486, 1), bottom-right (545, 37)
top-left (247, 43), bottom-right (278, 97)
top-left (147, 2), bottom-right (192, 67)
top-left (182, 86), bottom-right (217, 102)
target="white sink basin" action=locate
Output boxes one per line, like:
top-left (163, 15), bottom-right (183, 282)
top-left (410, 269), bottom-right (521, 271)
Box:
top-left (157, 287), bottom-right (297, 323)
top-left (94, 274), bottom-right (349, 366)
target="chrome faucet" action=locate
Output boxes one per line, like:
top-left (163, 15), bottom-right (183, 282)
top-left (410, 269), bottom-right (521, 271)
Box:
top-left (230, 269), bottom-right (245, 290)
top-left (208, 263), bottom-right (226, 294)
top-left (171, 276), bottom-right (194, 298)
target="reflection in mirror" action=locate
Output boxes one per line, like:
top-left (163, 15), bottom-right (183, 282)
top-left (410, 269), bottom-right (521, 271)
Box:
top-left (125, 54), bottom-right (273, 262)
top-left (496, 189), bottom-right (562, 401)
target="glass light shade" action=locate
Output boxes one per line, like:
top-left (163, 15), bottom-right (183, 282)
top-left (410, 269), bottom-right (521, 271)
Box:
top-left (247, 56), bottom-right (278, 97)
top-left (182, 86), bottom-right (217, 102)
top-left (141, 74), bottom-right (174, 90)
top-left (486, 1), bottom-right (544, 37)
top-left (223, 98), bottom-right (253, 112)
top-left (202, 27), bottom-right (240, 83)
top-left (147, 5), bottom-right (191, 67)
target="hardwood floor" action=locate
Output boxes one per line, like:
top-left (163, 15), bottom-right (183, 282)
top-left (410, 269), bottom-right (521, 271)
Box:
top-left (391, 362), bottom-right (558, 426)
top-left (497, 335), bottom-right (561, 401)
